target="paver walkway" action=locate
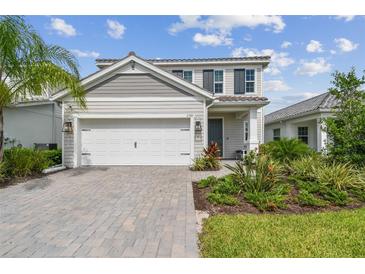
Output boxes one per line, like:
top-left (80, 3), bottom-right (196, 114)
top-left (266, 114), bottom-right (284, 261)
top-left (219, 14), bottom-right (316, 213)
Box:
top-left (0, 166), bottom-right (198, 257)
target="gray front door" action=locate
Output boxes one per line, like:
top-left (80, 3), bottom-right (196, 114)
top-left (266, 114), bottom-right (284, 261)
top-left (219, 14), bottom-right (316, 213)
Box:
top-left (208, 118), bottom-right (223, 157)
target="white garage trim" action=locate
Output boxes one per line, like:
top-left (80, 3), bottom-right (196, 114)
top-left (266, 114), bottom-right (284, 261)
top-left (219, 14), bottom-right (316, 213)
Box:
top-left (73, 116), bottom-right (195, 167)
top-left (73, 113), bottom-right (192, 119)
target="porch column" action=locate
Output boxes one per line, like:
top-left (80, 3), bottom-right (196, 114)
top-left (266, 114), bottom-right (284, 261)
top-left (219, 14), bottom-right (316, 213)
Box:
top-left (248, 108), bottom-right (259, 151)
top-left (316, 118), bottom-right (327, 152)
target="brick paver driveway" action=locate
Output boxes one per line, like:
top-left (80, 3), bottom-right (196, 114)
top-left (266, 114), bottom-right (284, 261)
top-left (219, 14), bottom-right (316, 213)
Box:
top-left (0, 166), bottom-right (198, 257)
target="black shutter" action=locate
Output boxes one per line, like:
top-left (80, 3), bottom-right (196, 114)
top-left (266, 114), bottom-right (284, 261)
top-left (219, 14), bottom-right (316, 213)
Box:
top-left (234, 69), bottom-right (245, 94)
top-left (203, 70), bottom-right (214, 92)
top-left (172, 70), bottom-right (183, 78)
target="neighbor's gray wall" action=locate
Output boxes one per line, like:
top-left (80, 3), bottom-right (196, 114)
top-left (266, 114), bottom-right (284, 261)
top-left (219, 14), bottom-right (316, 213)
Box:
top-left (63, 100), bottom-right (205, 167)
top-left (86, 73), bottom-right (192, 97)
top-left (4, 103), bottom-right (62, 148)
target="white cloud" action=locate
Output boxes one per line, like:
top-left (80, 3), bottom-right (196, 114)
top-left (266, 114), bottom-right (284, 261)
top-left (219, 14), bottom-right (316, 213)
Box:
top-left (265, 80), bottom-right (290, 91)
top-left (296, 58), bottom-right (332, 76)
top-left (70, 49), bottom-right (100, 58)
top-left (193, 33), bottom-right (232, 47)
top-left (335, 15), bottom-right (356, 22)
top-left (106, 19), bottom-right (126, 39)
top-left (50, 18), bottom-right (76, 37)
top-left (281, 41), bottom-right (292, 49)
top-left (334, 38), bottom-right (358, 52)
top-left (330, 50), bottom-right (337, 55)
top-left (306, 40), bottom-right (323, 53)
top-left (232, 47), bottom-right (294, 76)
top-left (169, 15), bottom-right (286, 35)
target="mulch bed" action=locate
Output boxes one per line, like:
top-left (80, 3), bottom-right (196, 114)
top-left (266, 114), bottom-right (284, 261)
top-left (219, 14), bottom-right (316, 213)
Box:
top-left (0, 174), bottom-right (44, 189)
top-left (192, 182), bottom-right (365, 215)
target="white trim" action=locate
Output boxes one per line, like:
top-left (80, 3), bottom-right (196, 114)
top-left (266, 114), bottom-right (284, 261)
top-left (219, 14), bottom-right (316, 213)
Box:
top-left (73, 113), bottom-right (192, 119)
top-left (243, 120), bottom-right (249, 143)
top-left (73, 117), bottom-right (79, 168)
top-left (61, 101), bottom-right (65, 166)
top-left (190, 116), bottom-right (195, 163)
top-left (65, 97), bottom-right (200, 102)
top-left (208, 116), bottom-right (225, 158)
top-left (97, 60), bottom-right (270, 67)
top-left (213, 69), bottom-right (224, 95)
top-left (203, 99), bottom-right (208, 148)
top-left (51, 55), bottom-right (213, 101)
top-left (10, 101), bottom-right (54, 107)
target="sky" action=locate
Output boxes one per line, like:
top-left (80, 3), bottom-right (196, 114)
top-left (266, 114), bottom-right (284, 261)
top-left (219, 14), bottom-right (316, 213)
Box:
top-left (25, 15), bottom-right (364, 114)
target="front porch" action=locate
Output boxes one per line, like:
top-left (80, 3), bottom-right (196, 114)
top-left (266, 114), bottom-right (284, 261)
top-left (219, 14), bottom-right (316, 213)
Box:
top-left (205, 104), bottom-right (263, 159)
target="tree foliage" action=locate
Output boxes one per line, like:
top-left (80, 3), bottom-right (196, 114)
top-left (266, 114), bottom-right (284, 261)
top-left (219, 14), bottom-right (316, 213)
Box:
top-left (324, 68), bottom-right (365, 166)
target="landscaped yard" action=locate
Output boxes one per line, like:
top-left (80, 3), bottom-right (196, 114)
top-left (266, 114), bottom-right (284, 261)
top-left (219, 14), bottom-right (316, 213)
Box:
top-left (200, 208), bottom-right (365, 257)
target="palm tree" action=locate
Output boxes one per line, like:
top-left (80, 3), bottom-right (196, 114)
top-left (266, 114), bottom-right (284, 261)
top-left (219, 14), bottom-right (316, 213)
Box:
top-left (0, 16), bottom-right (86, 161)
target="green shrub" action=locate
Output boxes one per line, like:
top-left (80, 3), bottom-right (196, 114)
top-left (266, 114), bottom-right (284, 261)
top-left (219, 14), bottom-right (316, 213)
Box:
top-left (320, 187), bottom-right (349, 206)
top-left (191, 156), bottom-right (221, 171)
top-left (226, 153), bottom-right (284, 193)
top-left (289, 154), bottom-right (324, 181)
top-left (296, 180), bottom-right (321, 193)
top-left (207, 192), bottom-right (239, 206)
top-left (212, 176), bottom-right (240, 195)
top-left (315, 162), bottom-right (362, 191)
top-left (349, 188), bottom-right (365, 202)
top-left (264, 138), bottom-right (312, 164)
top-left (198, 176), bottom-right (219, 188)
top-left (41, 149), bottom-right (62, 166)
top-left (297, 190), bottom-right (328, 207)
top-left (244, 191), bottom-right (287, 211)
top-left (3, 147), bottom-right (50, 177)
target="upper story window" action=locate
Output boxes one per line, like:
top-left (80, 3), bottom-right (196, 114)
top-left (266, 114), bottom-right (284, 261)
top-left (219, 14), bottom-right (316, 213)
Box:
top-left (172, 70), bottom-right (193, 82)
top-left (214, 70), bottom-right (224, 94)
top-left (183, 71), bottom-right (193, 82)
top-left (298, 126), bottom-right (309, 144)
top-left (245, 69), bottom-right (255, 93)
top-left (273, 128), bottom-right (281, 141)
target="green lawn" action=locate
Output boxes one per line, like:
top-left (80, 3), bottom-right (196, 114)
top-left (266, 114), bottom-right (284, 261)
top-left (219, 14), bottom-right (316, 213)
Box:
top-left (199, 208), bottom-right (365, 257)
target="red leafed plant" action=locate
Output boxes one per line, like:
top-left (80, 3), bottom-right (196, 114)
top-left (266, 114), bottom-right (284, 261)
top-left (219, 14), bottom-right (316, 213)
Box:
top-left (203, 142), bottom-right (221, 158)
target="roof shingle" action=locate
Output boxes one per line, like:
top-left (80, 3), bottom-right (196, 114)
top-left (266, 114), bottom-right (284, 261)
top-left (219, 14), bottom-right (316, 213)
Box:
top-left (265, 92), bottom-right (338, 124)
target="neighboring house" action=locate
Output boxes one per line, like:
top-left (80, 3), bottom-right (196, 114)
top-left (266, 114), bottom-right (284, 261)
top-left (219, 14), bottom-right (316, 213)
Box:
top-left (264, 92), bottom-right (338, 151)
top-left (51, 51), bottom-right (270, 167)
top-left (4, 99), bottom-right (62, 149)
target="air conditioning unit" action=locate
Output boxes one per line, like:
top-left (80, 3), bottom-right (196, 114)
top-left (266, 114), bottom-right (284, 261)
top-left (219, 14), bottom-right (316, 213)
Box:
top-left (34, 143), bottom-right (58, 150)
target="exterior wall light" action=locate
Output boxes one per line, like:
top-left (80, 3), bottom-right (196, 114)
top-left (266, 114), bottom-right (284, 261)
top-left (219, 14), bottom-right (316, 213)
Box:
top-left (62, 121), bottom-right (73, 133)
top-left (195, 121), bottom-right (202, 132)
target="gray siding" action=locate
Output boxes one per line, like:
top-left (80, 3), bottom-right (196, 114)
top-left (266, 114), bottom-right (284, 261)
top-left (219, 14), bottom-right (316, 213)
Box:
top-left (63, 100), bottom-right (205, 167)
top-left (160, 64), bottom-right (263, 96)
top-left (87, 73), bottom-right (192, 97)
top-left (209, 112), bottom-right (244, 159)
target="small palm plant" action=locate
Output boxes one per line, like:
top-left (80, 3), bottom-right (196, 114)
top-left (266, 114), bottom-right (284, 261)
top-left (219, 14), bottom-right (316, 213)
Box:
top-left (0, 16), bottom-right (86, 161)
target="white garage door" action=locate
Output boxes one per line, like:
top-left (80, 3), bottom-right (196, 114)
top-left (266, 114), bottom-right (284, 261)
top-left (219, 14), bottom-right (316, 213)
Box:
top-left (80, 118), bottom-right (191, 165)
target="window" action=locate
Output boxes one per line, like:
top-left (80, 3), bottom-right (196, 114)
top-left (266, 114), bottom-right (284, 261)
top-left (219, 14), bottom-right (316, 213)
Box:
top-left (183, 71), bottom-right (193, 82)
top-left (273, 128), bottom-right (281, 141)
top-left (245, 69), bottom-right (255, 93)
top-left (172, 70), bottom-right (193, 82)
top-left (214, 70), bottom-right (224, 94)
top-left (243, 121), bottom-right (249, 142)
top-left (298, 127), bottom-right (309, 144)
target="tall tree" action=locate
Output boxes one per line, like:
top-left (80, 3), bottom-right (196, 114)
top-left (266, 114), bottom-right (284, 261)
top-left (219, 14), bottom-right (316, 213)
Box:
top-left (324, 68), bottom-right (365, 166)
top-left (0, 16), bottom-right (86, 161)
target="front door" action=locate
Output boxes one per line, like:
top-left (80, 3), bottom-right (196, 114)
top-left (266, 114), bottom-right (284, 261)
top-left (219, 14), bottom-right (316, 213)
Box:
top-left (208, 118), bottom-right (223, 157)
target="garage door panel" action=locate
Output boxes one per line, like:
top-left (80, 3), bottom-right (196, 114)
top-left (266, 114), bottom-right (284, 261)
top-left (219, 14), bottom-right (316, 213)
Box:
top-left (80, 118), bottom-right (191, 165)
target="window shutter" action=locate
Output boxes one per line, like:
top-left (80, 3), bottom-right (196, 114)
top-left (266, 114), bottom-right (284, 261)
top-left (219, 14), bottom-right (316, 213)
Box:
top-left (172, 70), bottom-right (183, 78)
top-left (234, 69), bottom-right (245, 94)
top-left (203, 70), bottom-right (214, 92)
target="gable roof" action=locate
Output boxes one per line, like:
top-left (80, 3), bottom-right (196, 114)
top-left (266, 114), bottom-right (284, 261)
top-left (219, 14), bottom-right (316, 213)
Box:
top-left (51, 52), bottom-right (214, 101)
top-left (265, 92), bottom-right (338, 124)
top-left (96, 55), bottom-right (271, 68)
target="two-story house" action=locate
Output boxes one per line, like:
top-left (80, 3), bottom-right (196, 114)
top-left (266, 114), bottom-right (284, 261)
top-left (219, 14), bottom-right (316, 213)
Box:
top-left (51, 51), bottom-right (270, 167)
